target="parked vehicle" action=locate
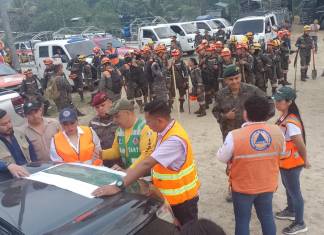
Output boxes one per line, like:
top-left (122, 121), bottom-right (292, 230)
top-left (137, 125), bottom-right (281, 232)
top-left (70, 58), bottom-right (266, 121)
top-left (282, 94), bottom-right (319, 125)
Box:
top-left (231, 14), bottom-right (278, 45)
top-left (0, 88), bottom-right (24, 127)
top-left (33, 38), bottom-right (95, 85)
top-left (0, 63), bottom-right (25, 91)
top-left (14, 40), bottom-right (41, 63)
top-left (210, 18), bottom-right (233, 38)
top-left (0, 163), bottom-right (178, 235)
top-left (138, 25), bottom-right (175, 49)
top-left (193, 20), bottom-right (219, 37)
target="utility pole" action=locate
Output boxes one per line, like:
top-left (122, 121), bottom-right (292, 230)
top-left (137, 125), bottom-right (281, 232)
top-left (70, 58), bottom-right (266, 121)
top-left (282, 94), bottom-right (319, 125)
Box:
top-left (0, 0), bottom-right (21, 71)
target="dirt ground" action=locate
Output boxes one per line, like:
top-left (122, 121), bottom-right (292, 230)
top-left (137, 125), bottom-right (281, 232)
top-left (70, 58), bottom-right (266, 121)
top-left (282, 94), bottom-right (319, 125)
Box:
top-left (44, 25), bottom-right (324, 234)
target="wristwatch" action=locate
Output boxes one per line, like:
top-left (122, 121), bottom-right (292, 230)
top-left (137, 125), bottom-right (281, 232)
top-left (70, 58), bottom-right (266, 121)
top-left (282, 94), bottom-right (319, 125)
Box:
top-left (115, 179), bottom-right (125, 191)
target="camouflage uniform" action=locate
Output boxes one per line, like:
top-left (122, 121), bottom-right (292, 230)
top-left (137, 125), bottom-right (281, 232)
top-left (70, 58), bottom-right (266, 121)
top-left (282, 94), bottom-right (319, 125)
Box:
top-left (89, 114), bottom-right (120, 167)
top-left (42, 65), bottom-right (54, 90)
top-left (190, 66), bottom-right (206, 116)
top-left (214, 28), bottom-right (226, 43)
top-left (236, 52), bottom-right (255, 85)
top-left (151, 56), bottom-right (169, 103)
top-left (295, 33), bottom-right (314, 81)
top-left (52, 75), bottom-right (74, 111)
top-left (253, 50), bottom-right (273, 92)
top-left (228, 43), bottom-right (237, 58)
top-left (212, 83), bottom-right (266, 140)
top-left (67, 58), bottom-right (84, 101)
top-left (98, 68), bottom-right (122, 102)
top-left (143, 57), bottom-right (155, 100)
top-left (169, 58), bottom-right (189, 112)
top-left (219, 57), bottom-right (236, 86)
top-left (83, 61), bottom-right (94, 91)
top-left (265, 49), bottom-right (283, 94)
top-left (279, 39), bottom-right (291, 84)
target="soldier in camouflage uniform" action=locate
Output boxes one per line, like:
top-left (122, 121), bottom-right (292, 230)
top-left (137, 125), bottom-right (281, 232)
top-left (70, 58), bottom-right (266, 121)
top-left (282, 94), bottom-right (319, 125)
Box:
top-left (92, 47), bottom-right (103, 83)
top-left (142, 46), bottom-right (155, 101)
top-left (245, 32), bottom-right (255, 49)
top-left (188, 58), bottom-right (206, 117)
top-left (219, 48), bottom-right (235, 87)
top-left (194, 31), bottom-right (203, 48)
top-left (212, 64), bottom-right (267, 141)
top-left (235, 43), bottom-right (255, 85)
top-left (133, 50), bottom-right (149, 105)
top-left (228, 36), bottom-right (238, 58)
top-left (89, 92), bottom-right (120, 167)
top-left (20, 69), bottom-right (50, 115)
top-left (67, 55), bottom-right (84, 102)
top-left (278, 31), bottom-right (292, 85)
top-left (150, 44), bottom-right (169, 103)
top-left (295, 25), bottom-right (314, 81)
top-left (169, 49), bottom-right (189, 112)
top-left (42, 58), bottom-right (54, 90)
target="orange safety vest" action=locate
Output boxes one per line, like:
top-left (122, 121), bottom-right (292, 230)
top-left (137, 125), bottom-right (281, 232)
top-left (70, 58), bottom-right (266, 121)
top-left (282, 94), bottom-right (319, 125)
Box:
top-left (152, 121), bottom-right (200, 206)
top-left (230, 123), bottom-right (285, 195)
top-left (53, 126), bottom-right (102, 166)
top-left (278, 114), bottom-right (305, 169)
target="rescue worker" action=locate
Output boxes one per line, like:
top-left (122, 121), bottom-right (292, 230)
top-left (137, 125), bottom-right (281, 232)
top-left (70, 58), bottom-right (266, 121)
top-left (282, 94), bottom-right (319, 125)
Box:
top-left (142, 46), bottom-right (155, 101)
top-left (214, 26), bottom-right (226, 43)
top-left (220, 48), bottom-right (235, 79)
top-left (188, 58), bottom-right (206, 117)
top-left (310, 19), bottom-right (320, 53)
top-left (169, 49), bottom-right (189, 112)
top-left (274, 86), bottom-right (310, 235)
top-left (105, 42), bottom-right (118, 57)
top-left (245, 32), bottom-right (254, 48)
top-left (235, 43), bottom-right (255, 85)
top-left (80, 55), bottom-right (94, 91)
top-left (264, 40), bottom-right (280, 94)
top-left (295, 25), bottom-right (314, 81)
top-left (98, 57), bottom-right (122, 102)
top-left (194, 31), bottom-right (203, 48)
top-left (253, 42), bottom-right (273, 92)
top-left (0, 109), bottom-right (37, 180)
top-left (212, 64), bottom-right (268, 141)
top-left (170, 36), bottom-right (182, 52)
top-left (42, 58), bottom-right (54, 90)
top-left (67, 55), bottom-right (85, 102)
top-left (134, 50), bottom-right (149, 105)
top-left (151, 44), bottom-right (169, 103)
top-left (92, 47), bottom-right (102, 82)
top-left (20, 69), bottom-right (50, 115)
top-left (92, 100), bottom-right (200, 226)
top-left (50, 108), bottom-right (102, 165)
top-left (228, 36), bottom-right (238, 58)
top-left (279, 32), bottom-right (292, 85)
top-left (98, 98), bottom-right (156, 170)
top-left (203, 30), bottom-right (212, 42)
top-left (120, 54), bottom-right (144, 112)
top-left (217, 95), bottom-right (285, 235)
top-left (89, 92), bottom-right (119, 167)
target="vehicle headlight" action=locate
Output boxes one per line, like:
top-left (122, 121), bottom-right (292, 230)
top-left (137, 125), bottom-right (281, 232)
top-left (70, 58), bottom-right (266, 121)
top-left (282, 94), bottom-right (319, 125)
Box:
top-left (156, 202), bottom-right (176, 225)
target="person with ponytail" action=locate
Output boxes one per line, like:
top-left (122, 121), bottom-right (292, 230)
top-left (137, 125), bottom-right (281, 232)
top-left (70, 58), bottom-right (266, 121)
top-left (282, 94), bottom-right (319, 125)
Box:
top-left (273, 86), bottom-right (310, 235)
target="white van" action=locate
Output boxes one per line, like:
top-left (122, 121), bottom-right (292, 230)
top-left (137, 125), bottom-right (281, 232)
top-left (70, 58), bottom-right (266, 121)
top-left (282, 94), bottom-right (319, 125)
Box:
top-left (193, 20), bottom-right (219, 37)
top-left (138, 25), bottom-right (175, 49)
top-left (163, 22), bottom-right (197, 54)
top-left (231, 14), bottom-right (278, 44)
top-left (34, 38), bottom-right (95, 85)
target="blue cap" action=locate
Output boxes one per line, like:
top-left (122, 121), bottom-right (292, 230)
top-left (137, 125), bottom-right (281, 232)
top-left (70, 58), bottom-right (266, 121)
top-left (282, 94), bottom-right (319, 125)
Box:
top-left (59, 108), bottom-right (77, 123)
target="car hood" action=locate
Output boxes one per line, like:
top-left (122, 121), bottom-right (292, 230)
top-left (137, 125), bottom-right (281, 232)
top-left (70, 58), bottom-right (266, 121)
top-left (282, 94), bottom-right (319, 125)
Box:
top-left (0, 74), bottom-right (25, 88)
top-left (0, 163), bottom-right (165, 235)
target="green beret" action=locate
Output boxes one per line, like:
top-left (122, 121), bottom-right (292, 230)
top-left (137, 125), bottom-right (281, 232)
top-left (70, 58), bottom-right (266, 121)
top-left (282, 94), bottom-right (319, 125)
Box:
top-left (223, 64), bottom-right (240, 78)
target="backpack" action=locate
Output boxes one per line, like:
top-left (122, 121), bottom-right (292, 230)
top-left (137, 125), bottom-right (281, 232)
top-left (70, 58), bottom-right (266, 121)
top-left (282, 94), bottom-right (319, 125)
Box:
top-left (45, 76), bottom-right (60, 100)
top-left (110, 70), bottom-right (123, 94)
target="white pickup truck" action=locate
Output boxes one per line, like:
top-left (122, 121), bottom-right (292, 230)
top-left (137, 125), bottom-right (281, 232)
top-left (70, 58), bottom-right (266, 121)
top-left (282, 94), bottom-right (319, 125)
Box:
top-left (0, 89), bottom-right (25, 127)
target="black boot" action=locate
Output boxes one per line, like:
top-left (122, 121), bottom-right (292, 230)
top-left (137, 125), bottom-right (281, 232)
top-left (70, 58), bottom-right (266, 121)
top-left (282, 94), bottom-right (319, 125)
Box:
top-left (301, 69), bottom-right (306, 82)
top-left (305, 68), bottom-right (310, 79)
top-left (283, 74), bottom-right (291, 85)
top-left (197, 104), bottom-right (206, 117)
top-left (179, 99), bottom-right (185, 113)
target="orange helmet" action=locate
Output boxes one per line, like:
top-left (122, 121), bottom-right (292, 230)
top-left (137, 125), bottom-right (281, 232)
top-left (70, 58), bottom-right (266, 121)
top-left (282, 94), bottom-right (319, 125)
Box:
top-left (43, 58), bottom-right (53, 65)
top-left (141, 46), bottom-right (151, 54)
top-left (236, 43), bottom-right (248, 50)
top-left (221, 48), bottom-right (231, 57)
top-left (215, 41), bottom-right (224, 49)
top-left (155, 44), bottom-right (167, 53)
top-left (277, 30), bottom-right (284, 39)
top-left (171, 49), bottom-right (181, 57)
top-left (93, 47), bottom-right (101, 54)
top-left (101, 57), bottom-right (111, 65)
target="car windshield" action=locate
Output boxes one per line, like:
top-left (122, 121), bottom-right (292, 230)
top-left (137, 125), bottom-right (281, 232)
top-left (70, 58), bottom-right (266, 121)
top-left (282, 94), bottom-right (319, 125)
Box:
top-left (232, 19), bottom-right (264, 34)
top-left (65, 40), bottom-right (96, 58)
top-left (181, 23), bottom-right (197, 34)
top-left (0, 64), bottom-right (17, 76)
top-left (154, 26), bottom-right (175, 39)
top-left (221, 19), bottom-right (231, 27)
top-left (207, 20), bottom-right (220, 29)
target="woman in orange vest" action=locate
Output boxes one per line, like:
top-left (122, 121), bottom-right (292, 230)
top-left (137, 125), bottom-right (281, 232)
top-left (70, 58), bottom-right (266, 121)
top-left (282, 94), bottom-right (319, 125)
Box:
top-left (274, 86), bottom-right (310, 235)
top-left (50, 108), bottom-right (102, 165)
top-left (92, 100), bottom-right (200, 226)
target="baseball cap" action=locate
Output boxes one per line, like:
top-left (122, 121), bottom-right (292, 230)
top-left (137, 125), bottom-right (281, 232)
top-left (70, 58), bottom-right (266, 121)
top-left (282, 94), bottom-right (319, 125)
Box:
top-left (223, 64), bottom-right (240, 78)
top-left (23, 100), bottom-right (42, 115)
top-left (273, 86), bottom-right (297, 101)
top-left (92, 92), bottom-right (111, 106)
top-left (59, 108), bottom-right (77, 123)
top-left (108, 98), bottom-right (134, 115)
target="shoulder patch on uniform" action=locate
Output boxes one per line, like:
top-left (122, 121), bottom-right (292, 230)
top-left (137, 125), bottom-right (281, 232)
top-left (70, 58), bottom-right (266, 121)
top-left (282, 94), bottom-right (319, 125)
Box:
top-left (250, 129), bottom-right (272, 151)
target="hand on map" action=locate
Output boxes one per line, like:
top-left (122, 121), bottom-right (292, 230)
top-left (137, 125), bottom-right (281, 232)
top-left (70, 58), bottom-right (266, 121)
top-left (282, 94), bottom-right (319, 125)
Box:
top-left (92, 185), bottom-right (121, 197)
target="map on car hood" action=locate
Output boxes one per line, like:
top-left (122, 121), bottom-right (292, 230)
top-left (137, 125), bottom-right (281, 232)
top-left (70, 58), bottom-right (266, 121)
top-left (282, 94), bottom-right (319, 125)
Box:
top-left (26, 163), bottom-right (126, 198)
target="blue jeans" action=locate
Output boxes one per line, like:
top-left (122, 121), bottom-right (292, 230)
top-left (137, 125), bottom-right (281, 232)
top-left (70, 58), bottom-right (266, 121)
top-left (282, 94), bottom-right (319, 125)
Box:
top-left (232, 192), bottom-right (275, 235)
top-left (280, 167), bottom-right (304, 224)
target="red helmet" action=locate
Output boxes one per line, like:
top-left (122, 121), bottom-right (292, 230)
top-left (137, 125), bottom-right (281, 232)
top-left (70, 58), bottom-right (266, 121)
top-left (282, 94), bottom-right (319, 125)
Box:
top-left (141, 46), bottom-right (151, 54)
top-left (171, 49), bottom-right (181, 57)
top-left (101, 57), bottom-right (110, 65)
top-left (93, 47), bottom-right (101, 54)
top-left (43, 58), bottom-right (53, 65)
top-left (221, 48), bottom-right (231, 57)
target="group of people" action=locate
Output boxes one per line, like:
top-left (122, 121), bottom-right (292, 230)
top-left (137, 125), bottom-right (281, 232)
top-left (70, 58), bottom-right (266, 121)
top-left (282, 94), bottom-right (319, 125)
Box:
top-left (0, 23), bottom-right (315, 235)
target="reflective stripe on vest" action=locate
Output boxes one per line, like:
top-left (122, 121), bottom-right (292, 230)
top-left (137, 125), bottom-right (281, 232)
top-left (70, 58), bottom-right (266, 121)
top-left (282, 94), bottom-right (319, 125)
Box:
top-left (152, 121), bottom-right (200, 205)
top-left (117, 118), bottom-right (145, 168)
top-left (230, 123), bottom-right (284, 195)
top-left (278, 114), bottom-right (305, 169)
top-left (54, 126), bottom-right (102, 165)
